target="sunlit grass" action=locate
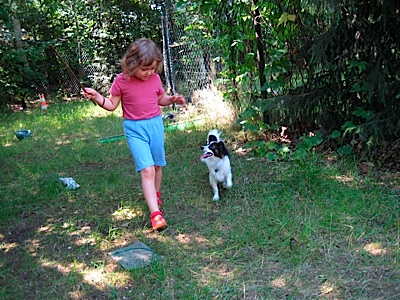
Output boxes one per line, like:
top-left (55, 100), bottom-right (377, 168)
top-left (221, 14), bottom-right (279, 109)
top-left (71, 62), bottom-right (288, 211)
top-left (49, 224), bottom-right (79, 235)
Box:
top-left (0, 93), bottom-right (399, 299)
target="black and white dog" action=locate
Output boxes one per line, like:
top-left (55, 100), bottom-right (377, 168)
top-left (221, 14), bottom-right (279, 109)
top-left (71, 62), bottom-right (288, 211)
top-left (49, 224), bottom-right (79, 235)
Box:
top-left (200, 129), bottom-right (233, 201)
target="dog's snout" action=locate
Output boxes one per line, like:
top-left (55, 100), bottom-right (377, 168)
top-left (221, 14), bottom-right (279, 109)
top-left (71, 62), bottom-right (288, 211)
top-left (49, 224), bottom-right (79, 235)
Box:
top-left (201, 146), bottom-right (205, 150)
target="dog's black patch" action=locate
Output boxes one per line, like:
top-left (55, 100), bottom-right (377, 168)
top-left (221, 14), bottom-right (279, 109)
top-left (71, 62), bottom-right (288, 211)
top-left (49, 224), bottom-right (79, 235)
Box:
top-left (209, 141), bottom-right (229, 159)
top-left (208, 134), bottom-right (218, 144)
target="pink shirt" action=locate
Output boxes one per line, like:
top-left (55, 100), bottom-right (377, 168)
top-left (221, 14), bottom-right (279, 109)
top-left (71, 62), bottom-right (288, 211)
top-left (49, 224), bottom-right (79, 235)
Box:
top-left (110, 73), bottom-right (165, 120)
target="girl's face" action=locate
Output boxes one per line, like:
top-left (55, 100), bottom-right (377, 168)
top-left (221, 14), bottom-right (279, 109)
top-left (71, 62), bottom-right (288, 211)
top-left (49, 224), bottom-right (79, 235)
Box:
top-left (134, 60), bottom-right (157, 81)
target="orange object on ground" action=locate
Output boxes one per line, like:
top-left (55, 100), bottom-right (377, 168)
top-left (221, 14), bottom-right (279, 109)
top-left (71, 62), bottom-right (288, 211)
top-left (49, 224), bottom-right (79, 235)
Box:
top-left (40, 94), bottom-right (47, 109)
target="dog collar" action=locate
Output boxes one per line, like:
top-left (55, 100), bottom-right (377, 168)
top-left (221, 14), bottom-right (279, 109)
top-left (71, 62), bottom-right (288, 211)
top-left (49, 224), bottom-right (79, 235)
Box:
top-left (215, 169), bottom-right (218, 172)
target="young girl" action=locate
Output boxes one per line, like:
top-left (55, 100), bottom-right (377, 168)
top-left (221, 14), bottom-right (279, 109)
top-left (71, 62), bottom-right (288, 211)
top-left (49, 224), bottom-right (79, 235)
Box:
top-left (83, 38), bottom-right (185, 231)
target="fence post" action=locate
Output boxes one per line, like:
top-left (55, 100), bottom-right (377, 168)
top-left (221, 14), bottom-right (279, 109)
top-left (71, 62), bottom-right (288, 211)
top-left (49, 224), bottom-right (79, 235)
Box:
top-left (161, 1), bottom-right (176, 95)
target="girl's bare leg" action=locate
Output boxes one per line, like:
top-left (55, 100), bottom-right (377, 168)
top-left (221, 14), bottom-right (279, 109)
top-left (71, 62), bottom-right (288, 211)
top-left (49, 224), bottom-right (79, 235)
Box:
top-left (154, 165), bottom-right (162, 193)
top-left (140, 166), bottom-right (159, 213)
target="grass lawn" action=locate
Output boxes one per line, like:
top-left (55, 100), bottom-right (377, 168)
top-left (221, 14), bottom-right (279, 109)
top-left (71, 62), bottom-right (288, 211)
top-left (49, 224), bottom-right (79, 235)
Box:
top-left (0, 94), bottom-right (399, 299)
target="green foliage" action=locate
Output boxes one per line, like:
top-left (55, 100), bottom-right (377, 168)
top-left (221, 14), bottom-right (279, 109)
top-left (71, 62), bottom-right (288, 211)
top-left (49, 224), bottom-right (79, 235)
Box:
top-left (0, 45), bottom-right (48, 105)
top-left (278, 13), bottom-right (296, 26)
top-left (0, 0), bottom-right (162, 108)
top-left (337, 145), bottom-right (352, 156)
top-left (238, 104), bottom-right (277, 132)
top-left (293, 132), bottom-right (323, 159)
top-left (238, 105), bottom-right (325, 161)
top-left (303, 0), bottom-right (400, 141)
top-left (176, 0), bottom-right (399, 145)
top-left (352, 107), bottom-right (374, 121)
top-left (237, 102), bottom-right (382, 160)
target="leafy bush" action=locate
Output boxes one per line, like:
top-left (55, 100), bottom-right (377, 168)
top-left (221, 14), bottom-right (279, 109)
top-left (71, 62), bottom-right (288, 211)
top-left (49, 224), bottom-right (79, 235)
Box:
top-left (237, 103), bottom-right (381, 161)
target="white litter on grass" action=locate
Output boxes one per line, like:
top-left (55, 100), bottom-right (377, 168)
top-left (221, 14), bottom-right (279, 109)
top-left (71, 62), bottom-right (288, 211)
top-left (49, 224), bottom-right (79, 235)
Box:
top-left (108, 241), bottom-right (161, 270)
top-left (59, 177), bottom-right (80, 190)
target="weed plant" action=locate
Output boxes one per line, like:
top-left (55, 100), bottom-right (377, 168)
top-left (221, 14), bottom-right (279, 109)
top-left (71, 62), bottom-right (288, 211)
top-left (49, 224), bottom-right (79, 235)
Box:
top-left (0, 100), bottom-right (399, 299)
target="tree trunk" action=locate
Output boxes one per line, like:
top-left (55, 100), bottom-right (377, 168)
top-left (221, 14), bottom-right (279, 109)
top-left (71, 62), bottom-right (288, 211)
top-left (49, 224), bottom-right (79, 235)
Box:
top-left (11, 1), bottom-right (29, 109)
top-left (252, 0), bottom-right (269, 122)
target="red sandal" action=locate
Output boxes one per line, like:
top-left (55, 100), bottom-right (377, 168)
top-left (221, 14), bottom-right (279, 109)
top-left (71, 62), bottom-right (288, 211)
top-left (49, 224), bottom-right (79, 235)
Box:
top-left (150, 211), bottom-right (167, 231)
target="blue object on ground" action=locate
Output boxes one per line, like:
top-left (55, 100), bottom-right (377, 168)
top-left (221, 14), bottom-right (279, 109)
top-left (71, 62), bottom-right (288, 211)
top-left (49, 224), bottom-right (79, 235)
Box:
top-left (59, 177), bottom-right (80, 190)
top-left (15, 130), bottom-right (33, 141)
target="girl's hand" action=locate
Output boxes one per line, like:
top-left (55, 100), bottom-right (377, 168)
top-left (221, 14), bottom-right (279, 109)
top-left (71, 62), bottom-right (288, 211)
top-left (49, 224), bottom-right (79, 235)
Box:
top-left (83, 88), bottom-right (101, 102)
top-left (171, 94), bottom-right (186, 106)
top-left (158, 93), bottom-right (186, 107)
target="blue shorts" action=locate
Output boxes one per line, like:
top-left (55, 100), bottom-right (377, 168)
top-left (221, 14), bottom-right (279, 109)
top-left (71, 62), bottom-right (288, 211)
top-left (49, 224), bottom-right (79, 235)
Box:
top-left (123, 116), bottom-right (166, 172)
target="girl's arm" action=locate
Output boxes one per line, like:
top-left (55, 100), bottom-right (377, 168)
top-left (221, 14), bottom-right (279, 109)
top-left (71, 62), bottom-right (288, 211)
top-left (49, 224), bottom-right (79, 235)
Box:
top-left (158, 93), bottom-right (186, 107)
top-left (83, 88), bottom-right (121, 111)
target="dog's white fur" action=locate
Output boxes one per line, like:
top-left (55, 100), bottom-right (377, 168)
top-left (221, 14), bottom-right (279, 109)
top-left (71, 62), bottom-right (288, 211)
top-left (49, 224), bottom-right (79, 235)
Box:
top-left (200, 129), bottom-right (233, 201)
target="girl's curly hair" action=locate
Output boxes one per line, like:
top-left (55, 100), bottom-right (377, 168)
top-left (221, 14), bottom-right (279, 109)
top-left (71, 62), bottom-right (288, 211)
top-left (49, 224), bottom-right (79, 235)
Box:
top-left (120, 38), bottom-right (163, 78)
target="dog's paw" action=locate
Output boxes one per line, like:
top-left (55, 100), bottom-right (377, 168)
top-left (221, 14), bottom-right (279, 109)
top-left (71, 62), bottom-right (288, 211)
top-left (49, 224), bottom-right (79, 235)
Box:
top-left (223, 182), bottom-right (233, 189)
top-left (212, 195), bottom-right (220, 201)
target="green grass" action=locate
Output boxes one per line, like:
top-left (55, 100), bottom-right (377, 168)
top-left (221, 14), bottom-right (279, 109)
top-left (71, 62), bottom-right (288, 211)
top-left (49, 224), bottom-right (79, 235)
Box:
top-left (0, 101), bottom-right (399, 299)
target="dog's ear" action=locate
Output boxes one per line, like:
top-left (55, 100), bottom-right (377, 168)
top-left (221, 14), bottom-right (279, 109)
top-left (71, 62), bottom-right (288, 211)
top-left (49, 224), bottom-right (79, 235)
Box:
top-left (208, 135), bottom-right (218, 143)
top-left (209, 141), bottom-right (227, 158)
top-left (216, 141), bottom-right (229, 157)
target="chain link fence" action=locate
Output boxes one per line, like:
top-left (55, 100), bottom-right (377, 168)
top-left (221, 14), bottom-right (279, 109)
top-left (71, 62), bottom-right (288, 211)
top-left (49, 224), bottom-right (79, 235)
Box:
top-left (52, 49), bottom-right (105, 97)
top-left (161, 0), bottom-right (221, 100)
top-left (54, 0), bottom-right (220, 102)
